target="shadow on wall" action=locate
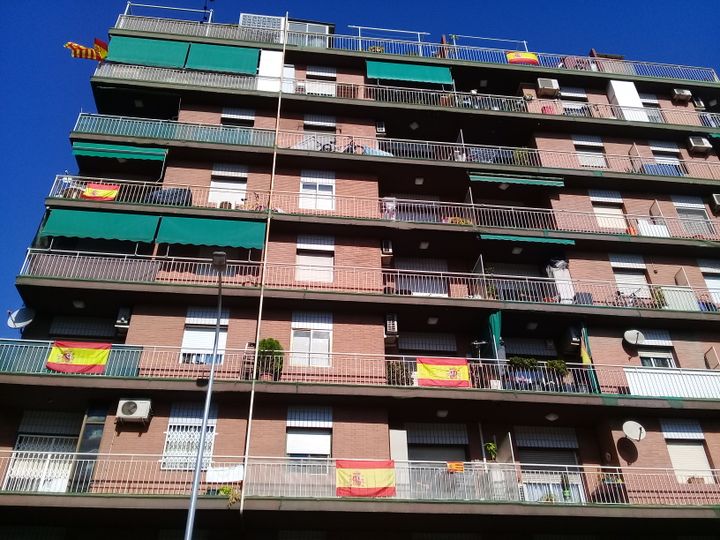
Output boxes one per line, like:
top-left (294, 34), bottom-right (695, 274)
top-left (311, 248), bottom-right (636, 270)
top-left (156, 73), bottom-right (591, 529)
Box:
top-left (617, 437), bottom-right (639, 465)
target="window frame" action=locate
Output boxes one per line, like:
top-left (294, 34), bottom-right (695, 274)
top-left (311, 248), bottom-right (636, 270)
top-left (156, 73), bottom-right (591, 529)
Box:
top-left (638, 349), bottom-right (676, 368)
top-left (161, 404), bottom-right (217, 471)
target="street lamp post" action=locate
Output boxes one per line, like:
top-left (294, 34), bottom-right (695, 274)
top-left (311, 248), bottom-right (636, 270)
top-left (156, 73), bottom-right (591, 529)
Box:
top-left (183, 251), bottom-right (227, 540)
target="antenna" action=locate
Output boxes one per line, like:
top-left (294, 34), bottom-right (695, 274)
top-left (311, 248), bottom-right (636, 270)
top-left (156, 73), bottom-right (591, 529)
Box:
top-left (7, 307), bottom-right (36, 329)
top-left (622, 420), bottom-right (646, 442)
top-left (623, 329), bottom-right (645, 346)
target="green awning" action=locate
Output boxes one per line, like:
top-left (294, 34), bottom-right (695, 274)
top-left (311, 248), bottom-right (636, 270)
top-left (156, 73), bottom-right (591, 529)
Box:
top-left (156, 217), bottom-right (266, 249)
top-left (469, 173), bottom-right (564, 187)
top-left (185, 43), bottom-right (259, 74)
top-left (366, 60), bottom-right (453, 84)
top-left (479, 234), bottom-right (575, 245)
top-left (709, 133), bottom-right (720, 139)
top-left (72, 142), bottom-right (167, 161)
top-left (107, 36), bottom-right (189, 68)
top-left (40, 210), bottom-right (160, 243)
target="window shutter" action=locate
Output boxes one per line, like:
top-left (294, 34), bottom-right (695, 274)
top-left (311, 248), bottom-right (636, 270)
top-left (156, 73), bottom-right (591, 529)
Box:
top-left (666, 441), bottom-right (714, 483)
top-left (297, 235), bottom-right (335, 251)
top-left (306, 66), bottom-right (337, 78)
top-left (406, 423), bottom-right (469, 444)
top-left (49, 316), bottom-right (116, 337)
top-left (395, 257), bottom-right (448, 272)
top-left (291, 312), bottom-right (333, 330)
top-left (180, 327), bottom-right (228, 352)
top-left (398, 332), bottom-right (457, 351)
top-left (609, 254), bottom-right (646, 269)
top-left (296, 253), bottom-right (334, 282)
top-left (640, 329), bottom-right (673, 346)
top-left (304, 114), bottom-right (336, 128)
top-left (697, 259), bottom-right (720, 274)
top-left (660, 419), bottom-right (704, 440)
top-left (185, 307), bottom-right (230, 326)
top-left (212, 163), bottom-right (249, 178)
top-left (169, 402), bottom-right (218, 426)
top-left (517, 448), bottom-right (578, 466)
top-left (572, 134), bottom-right (604, 147)
top-left (671, 195), bottom-right (705, 209)
top-left (559, 87), bottom-right (587, 99)
top-left (649, 140), bottom-right (680, 153)
top-left (19, 411), bottom-right (84, 436)
top-left (287, 406), bottom-right (332, 428)
top-left (221, 107), bottom-right (255, 121)
top-left (286, 429), bottom-right (332, 455)
top-left (503, 338), bottom-right (557, 356)
top-left (588, 190), bottom-right (623, 203)
top-left (514, 426), bottom-right (579, 448)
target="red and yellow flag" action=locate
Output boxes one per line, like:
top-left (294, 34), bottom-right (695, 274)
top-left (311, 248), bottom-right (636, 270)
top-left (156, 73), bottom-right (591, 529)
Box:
top-left (64, 40), bottom-right (106, 61)
top-left (416, 357), bottom-right (470, 387)
top-left (81, 183), bottom-right (120, 201)
top-left (336, 460), bottom-right (396, 497)
top-left (46, 341), bottom-right (111, 374)
top-left (93, 38), bottom-right (109, 60)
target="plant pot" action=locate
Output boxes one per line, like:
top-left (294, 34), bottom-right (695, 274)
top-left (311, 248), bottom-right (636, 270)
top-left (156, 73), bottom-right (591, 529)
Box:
top-left (259, 372), bottom-right (274, 381)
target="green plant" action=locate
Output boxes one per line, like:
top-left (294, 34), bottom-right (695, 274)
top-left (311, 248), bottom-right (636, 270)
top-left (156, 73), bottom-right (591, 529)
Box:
top-left (484, 441), bottom-right (498, 461)
top-left (512, 148), bottom-right (535, 167)
top-left (539, 492), bottom-right (557, 503)
top-left (651, 287), bottom-right (666, 308)
top-left (600, 473), bottom-right (624, 484)
top-left (217, 485), bottom-right (241, 507)
top-left (447, 216), bottom-right (473, 225)
top-left (546, 359), bottom-right (569, 377)
top-left (386, 360), bottom-right (412, 386)
top-left (257, 338), bottom-right (284, 380)
top-left (507, 356), bottom-right (538, 370)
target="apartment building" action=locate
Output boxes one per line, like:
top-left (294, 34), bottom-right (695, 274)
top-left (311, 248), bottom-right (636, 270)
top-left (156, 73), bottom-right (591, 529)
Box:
top-left (1, 3), bottom-right (720, 539)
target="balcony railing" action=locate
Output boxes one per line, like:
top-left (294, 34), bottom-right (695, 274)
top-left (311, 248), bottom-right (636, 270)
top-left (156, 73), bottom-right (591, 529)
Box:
top-left (276, 130), bottom-right (720, 181)
top-left (114, 14), bottom-right (719, 83)
top-left (2, 339), bottom-right (720, 400)
top-left (20, 251), bottom-right (720, 314)
top-left (94, 63), bottom-right (720, 130)
top-left (47, 176), bottom-right (720, 243)
top-left (73, 113), bottom-right (275, 148)
top-left (2, 451), bottom-right (718, 506)
top-left (73, 114), bottom-right (720, 181)
top-left (48, 175), bottom-right (271, 213)
top-left (245, 458), bottom-right (720, 506)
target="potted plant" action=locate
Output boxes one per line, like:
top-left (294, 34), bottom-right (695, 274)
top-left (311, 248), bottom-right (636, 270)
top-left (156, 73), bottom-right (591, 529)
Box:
top-left (256, 338), bottom-right (284, 381)
top-left (651, 287), bottom-right (666, 308)
top-left (507, 356), bottom-right (538, 370)
top-left (386, 359), bottom-right (412, 386)
top-left (484, 441), bottom-right (498, 461)
top-left (217, 485), bottom-right (242, 507)
top-left (546, 359), bottom-right (569, 377)
top-left (507, 357), bottom-right (538, 389)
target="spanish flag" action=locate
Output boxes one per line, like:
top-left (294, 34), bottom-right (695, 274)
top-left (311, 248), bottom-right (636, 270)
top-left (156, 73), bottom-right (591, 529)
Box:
top-left (81, 183), bottom-right (120, 201)
top-left (336, 460), bottom-right (396, 497)
top-left (46, 341), bottom-right (111, 374)
top-left (506, 51), bottom-right (540, 66)
top-left (93, 38), bottom-right (109, 60)
top-left (416, 357), bottom-right (470, 387)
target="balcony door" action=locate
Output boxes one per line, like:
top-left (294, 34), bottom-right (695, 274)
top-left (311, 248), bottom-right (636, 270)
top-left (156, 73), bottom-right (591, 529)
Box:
top-left (395, 257), bottom-right (449, 297)
top-left (3, 435), bottom-right (78, 493)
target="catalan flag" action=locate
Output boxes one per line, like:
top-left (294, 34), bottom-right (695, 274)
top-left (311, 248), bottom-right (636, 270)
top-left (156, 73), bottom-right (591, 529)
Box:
top-left (81, 183), bottom-right (120, 201)
top-left (336, 460), bottom-right (396, 497)
top-left (46, 341), bottom-right (111, 374)
top-left (64, 41), bottom-right (103, 61)
top-left (416, 357), bottom-right (471, 387)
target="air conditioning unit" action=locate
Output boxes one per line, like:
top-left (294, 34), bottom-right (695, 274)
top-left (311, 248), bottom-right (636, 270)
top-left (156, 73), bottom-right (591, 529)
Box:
top-left (375, 121), bottom-right (386, 135)
top-left (672, 88), bottom-right (692, 102)
top-left (385, 313), bottom-right (398, 335)
top-left (537, 78), bottom-right (560, 97)
top-left (114, 307), bottom-right (131, 332)
top-left (693, 97), bottom-right (706, 110)
top-left (116, 399), bottom-right (152, 423)
top-left (711, 193), bottom-right (720, 213)
top-left (688, 136), bottom-right (712, 154)
top-left (381, 239), bottom-right (394, 255)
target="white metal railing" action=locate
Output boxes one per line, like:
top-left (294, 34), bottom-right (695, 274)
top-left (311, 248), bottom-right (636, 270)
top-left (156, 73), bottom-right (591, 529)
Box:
top-left (113, 14), bottom-right (719, 83)
top-left (94, 63), bottom-right (720, 130)
top-left (276, 130), bottom-right (720, 181)
top-left (73, 113), bottom-right (275, 148)
top-left (72, 114), bottom-right (720, 181)
top-left (3, 451), bottom-right (717, 505)
top-left (19, 251), bottom-right (720, 314)
top-left (0, 451), bottom-right (243, 496)
top-left (48, 175), bottom-right (271, 213)
top-left (3, 339), bottom-right (719, 400)
top-left (245, 458), bottom-right (720, 506)
top-left (46, 177), bottom-right (720, 243)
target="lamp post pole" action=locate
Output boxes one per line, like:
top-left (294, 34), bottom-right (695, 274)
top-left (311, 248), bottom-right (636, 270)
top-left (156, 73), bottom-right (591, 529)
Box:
top-left (183, 251), bottom-right (227, 540)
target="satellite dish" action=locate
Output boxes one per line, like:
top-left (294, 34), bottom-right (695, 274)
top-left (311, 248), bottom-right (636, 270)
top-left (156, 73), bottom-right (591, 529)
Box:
top-left (7, 308), bottom-right (35, 329)
top-left (623, 329), bottom-right (645, 346)
top-left (622, 420), bottom-right (646, 441)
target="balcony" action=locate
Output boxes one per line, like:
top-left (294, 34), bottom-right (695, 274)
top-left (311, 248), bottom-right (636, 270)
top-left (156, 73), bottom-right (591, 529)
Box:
top-left (48, 176), bottom-right (720, 244)
top-left (3, 339), bottom-right (720, 401)
top-left (73, 114), bottom-right (720, 182)
top-left (19, 251), bottom-right (720, 315)
top-left (113, 15), bottom-right (719, 83)
top-left (94, 63), bottom-right (720, 130)
top-left (2, 450), bottom-right (718, 507)
top-left (72, 113), bottom-right (275, 148)
top-left (277, 130), bottom-right (720, 181)
top-left (49, 175), bottom-right (271, 214)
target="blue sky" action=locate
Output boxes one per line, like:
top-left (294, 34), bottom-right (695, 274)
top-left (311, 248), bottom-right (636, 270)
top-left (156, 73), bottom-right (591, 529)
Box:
top-left (0, 0), bottom-right (717, 338)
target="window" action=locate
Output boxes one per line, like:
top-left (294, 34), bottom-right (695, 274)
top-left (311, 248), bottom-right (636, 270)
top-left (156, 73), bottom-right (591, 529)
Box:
top-left (287, 21), bottom-right (330, 48)
top-left (394, 257), bottom-right (449, 297)
top-left (286, 406), bottom-right (332, 473)
top-left (304, 114), bottom-right (336, 132)
top-left (639, 93), bottom-right (665, 124)
top-left (650, 141), bottom-right (685, 176)
top-left (162, 403), bottom-right (217, 470)
top-left (209, 164), bottom-right (248, 208)
top-left (660, 420), bottom-right (714, 483)
top-left (290, 312), bottom-right (332, 367)
top-left (559, 87), bottom-right (590, 117)
top-left (295, 235), bottom-right (334, 283)
top-left (180, 307), bottom-right (229, 364)
top-left (639, 349), bottom-right (675, 368)
top-left (702, 272), bottom-right (720, 304)
top-left (613, 268), bottom-right (651, 298)
top-left (221, 107), bottom-right (255, 127)
top-left (592, 204), bottom-right (626, 229)
top-left (305, 65), bottom-right (337, 97)
top-left (672, 196), bottom-right (713, 237)
top-left (572, 135), bottom-right (606, 168)
top-left (299, 170), bottom-right (335, 210)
